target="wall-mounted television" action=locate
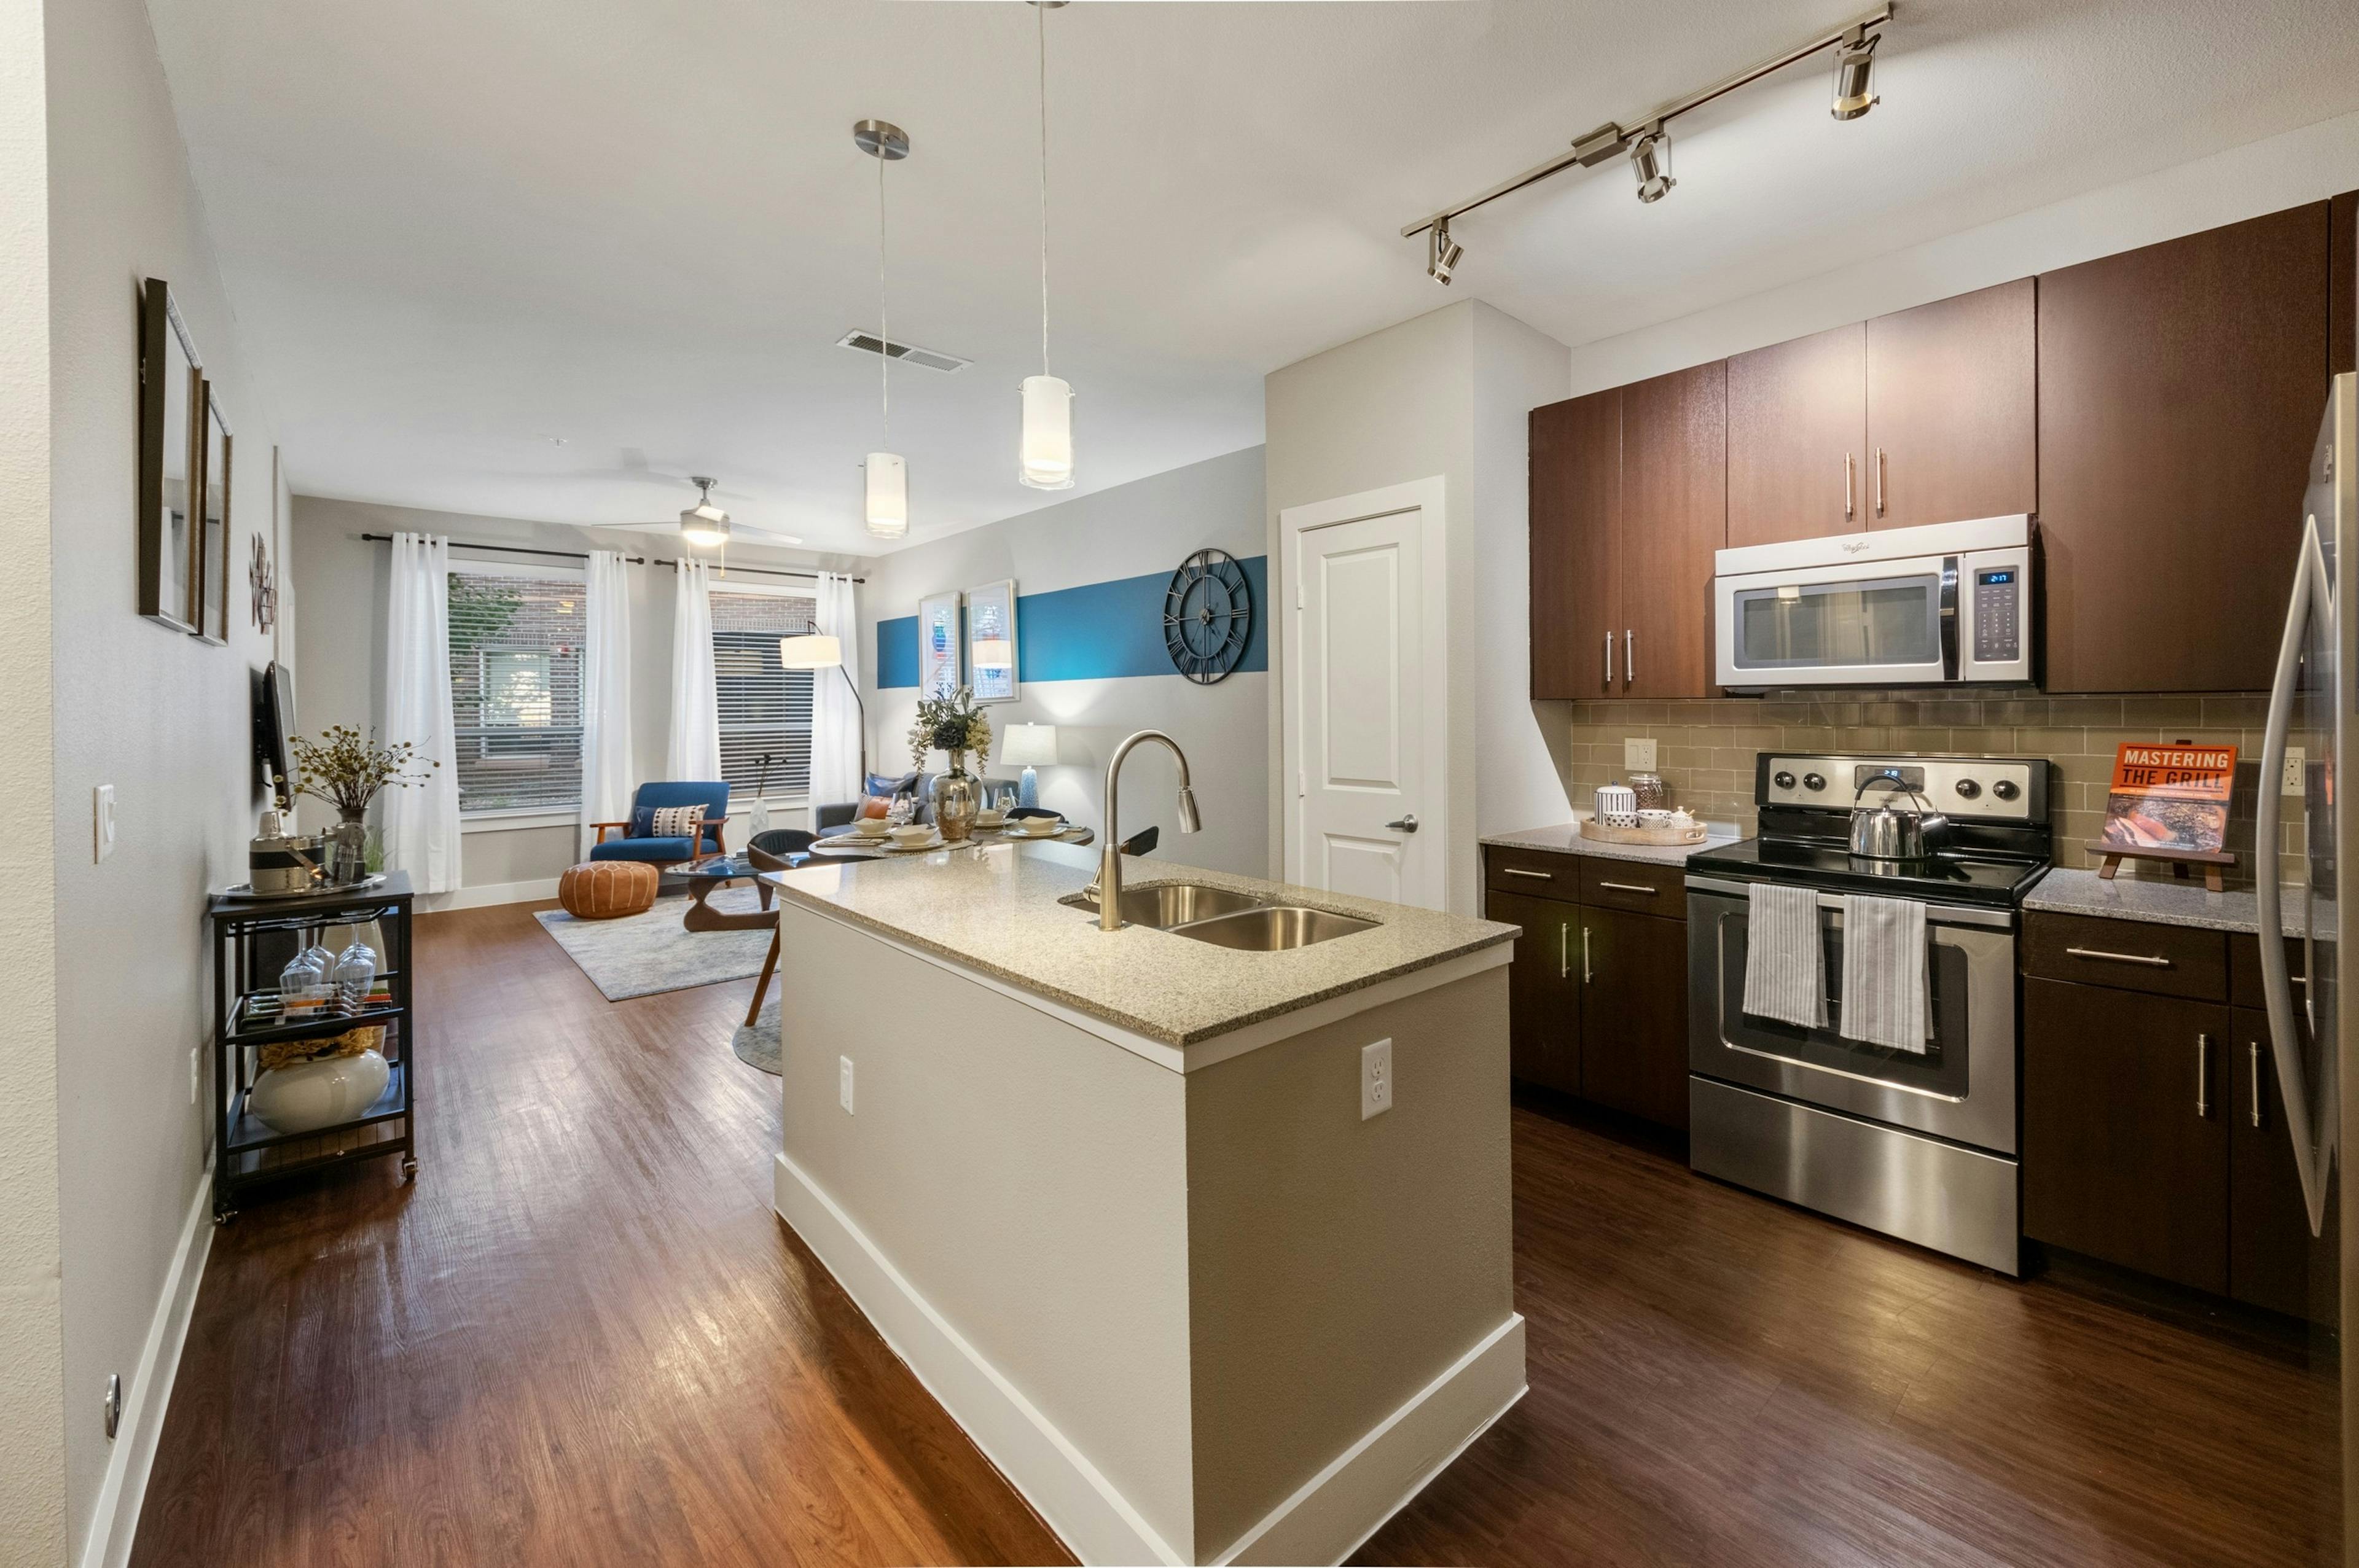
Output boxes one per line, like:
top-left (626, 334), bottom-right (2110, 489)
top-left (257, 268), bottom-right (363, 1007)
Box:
top-left (253, 660), bottom-right (295, 809)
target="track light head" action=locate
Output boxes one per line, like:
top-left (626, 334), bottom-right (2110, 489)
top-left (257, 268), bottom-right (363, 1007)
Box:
top-left (1630, 127), bottom-right (1674, 205)
top-left (1831, 27), bottom-right (1880, 121)
top-left (1427, 220), bottom-right (1463, 286)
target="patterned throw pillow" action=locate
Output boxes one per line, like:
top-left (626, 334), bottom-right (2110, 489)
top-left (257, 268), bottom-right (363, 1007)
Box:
top-left (647, 804), bottom-right (706, 842)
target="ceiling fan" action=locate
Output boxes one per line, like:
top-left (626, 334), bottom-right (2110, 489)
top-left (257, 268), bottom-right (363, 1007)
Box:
top-left (582, 475), bottom-right (803, 549)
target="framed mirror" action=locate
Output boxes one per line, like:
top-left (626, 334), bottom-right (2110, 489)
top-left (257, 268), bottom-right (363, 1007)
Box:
top-left (964, 578), bottom-right (1018, 703)
top-left (918, 589), bottom-right (962, 699)
top-left (194, 381), bottom-right (232, 644)
top-left (137, 277), bottom-right (202, 632)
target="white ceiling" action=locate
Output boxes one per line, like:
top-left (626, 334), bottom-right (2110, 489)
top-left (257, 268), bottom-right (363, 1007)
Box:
top-left (146, 0), bottom-right (2359, 556)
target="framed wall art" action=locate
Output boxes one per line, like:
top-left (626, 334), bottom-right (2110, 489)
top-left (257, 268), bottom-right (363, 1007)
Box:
top-left (194, 380), bottom-right (232, 644)
top-left (964, 578), bottom-right (1018, 703)
top-left (917, 589), bottom-right (962, 699)
top-left (136, 277), bottom-right (203, 632)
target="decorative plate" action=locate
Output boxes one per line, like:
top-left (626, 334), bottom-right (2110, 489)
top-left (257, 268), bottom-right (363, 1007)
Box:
top-left (1163, 548), bottom-right (1253, 685)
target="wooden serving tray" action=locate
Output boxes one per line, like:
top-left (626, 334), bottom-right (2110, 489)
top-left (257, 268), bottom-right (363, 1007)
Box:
top-left (1580, 819), bottom-right (1708, 847)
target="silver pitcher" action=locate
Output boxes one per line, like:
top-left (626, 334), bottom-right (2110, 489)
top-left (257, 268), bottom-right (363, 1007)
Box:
top-left (1848, 774), bottom-right (1950, 860)
top-left (249, 810), bottom-right (324, 894)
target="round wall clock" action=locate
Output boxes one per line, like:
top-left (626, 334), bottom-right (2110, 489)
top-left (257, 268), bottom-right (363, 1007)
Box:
top-left (1163, 548), bottom-right (1253, 685)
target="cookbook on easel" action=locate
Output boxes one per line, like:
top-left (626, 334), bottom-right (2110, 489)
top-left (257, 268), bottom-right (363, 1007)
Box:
top-left (2099, 743), bottom-right (2237, 855)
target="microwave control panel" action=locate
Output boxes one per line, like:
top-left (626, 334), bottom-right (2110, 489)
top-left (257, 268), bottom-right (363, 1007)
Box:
top-left (1971, 568), bottom-right (2022, 663)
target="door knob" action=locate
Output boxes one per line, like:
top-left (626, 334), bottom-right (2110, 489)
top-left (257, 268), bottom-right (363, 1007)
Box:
top-left (1385, 814), bottom-right (1420, 833)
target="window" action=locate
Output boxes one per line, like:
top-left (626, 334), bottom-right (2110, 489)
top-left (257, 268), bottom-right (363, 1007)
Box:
top-left (712, 588), bottom-right (817, 802)
top-left (447, 566), bottom-right (584, 813)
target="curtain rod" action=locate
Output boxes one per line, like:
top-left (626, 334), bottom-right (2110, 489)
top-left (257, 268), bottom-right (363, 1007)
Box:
top-left (359, 532), bottom-right (863, 583)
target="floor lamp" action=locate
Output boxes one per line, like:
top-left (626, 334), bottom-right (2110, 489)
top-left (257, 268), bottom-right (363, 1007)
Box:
top-left (778, 634), bottom-right (867, 792)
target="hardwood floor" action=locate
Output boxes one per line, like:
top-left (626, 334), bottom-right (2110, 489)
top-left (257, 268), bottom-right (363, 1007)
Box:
top-left (135, 903), bottom-right (2339, 1566)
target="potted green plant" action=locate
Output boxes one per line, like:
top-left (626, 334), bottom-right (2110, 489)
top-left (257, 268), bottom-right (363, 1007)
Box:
top-left (907, 688), bottom-right (993, 842)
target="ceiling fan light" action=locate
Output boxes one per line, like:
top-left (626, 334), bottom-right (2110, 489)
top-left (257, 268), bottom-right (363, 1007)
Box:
top-left (866, 451), bottom-right (909, 538)
top-left (1019, 375), bottom-right (1074, 490)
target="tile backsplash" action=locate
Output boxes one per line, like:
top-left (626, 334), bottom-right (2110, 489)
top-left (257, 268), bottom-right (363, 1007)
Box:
top-left (1559, 690), bottom-right (2304, 887)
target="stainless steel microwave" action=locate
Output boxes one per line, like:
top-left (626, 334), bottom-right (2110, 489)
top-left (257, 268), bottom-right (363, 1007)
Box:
top-left (1712, 515), bottom-right (2034, 689)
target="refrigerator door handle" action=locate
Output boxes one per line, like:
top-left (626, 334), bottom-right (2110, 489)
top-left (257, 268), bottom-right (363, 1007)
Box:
top-left (2255, 517), bottom-right (2338, 1238)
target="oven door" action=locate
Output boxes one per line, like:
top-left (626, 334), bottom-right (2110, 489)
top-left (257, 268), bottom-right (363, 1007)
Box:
top-left (1686, 879), bottom-right (2017, 1154)
top-left (1715, 553), bottom-right (1954, 688)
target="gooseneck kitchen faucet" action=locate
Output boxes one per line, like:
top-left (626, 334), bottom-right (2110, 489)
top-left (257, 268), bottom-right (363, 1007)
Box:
top-left (1090, 730), bottom-right (1201, 930)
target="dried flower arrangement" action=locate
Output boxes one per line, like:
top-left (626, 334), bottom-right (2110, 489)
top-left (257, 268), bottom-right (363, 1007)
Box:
top-left (289, 725), bottom-right (437, 822)
top-left (908, 687), bottom-right (993, 774)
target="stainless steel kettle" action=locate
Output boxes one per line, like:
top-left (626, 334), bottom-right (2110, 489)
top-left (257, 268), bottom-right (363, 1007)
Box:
top-left (1848, 773), bottom-right (1950, 860)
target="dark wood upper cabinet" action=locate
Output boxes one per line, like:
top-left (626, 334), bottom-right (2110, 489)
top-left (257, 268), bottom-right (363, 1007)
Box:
top-left (2333, 189), bottom-right (2355, 376)
top-left (1726, 324), bottom-right (1866, 548)
top-left (1529, 389), bottom-right (1621, 699)
top-left (1489, 886), bottom-right (1580, 1095)
top-left (2023, 977), bottom-right (2229, 1294)
top-left (1577, 906), bottom-right (1689, 1130)
top-left (1864, 279), bottom-right (2038, 531)
top-left (1618, 362), bottom-right (1725, 700)
top-left (2037, 204), bottom-right (2330, 693)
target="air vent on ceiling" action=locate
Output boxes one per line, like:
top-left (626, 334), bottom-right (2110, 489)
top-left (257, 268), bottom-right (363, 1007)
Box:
top-left (837, 330), bottom-right (970, 373)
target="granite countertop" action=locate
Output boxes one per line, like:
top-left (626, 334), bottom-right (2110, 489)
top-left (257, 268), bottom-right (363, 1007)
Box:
top-left (1479, 821), bottom-right (1742, 867)
top-left (2024, 867), bottom-right (2337, 940)
top-left (763, 840), bottom-right (1519, 1048)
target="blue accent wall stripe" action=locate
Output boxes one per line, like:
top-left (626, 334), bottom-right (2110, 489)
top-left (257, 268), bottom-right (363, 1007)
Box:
top-left (875, 556), bottom-right (1266, 688)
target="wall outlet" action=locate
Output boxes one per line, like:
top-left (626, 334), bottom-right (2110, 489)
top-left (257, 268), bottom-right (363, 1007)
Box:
top-left (1361, 1038), bottom-right (1393, 1121)
top-left (189, 1046), bottom-right (200, 1106)
top-left (93, 785), bottom-right (115, 862)
top-left (839, 1055), bottom-right (855, 1115)
top-left (1624, 738), bottom-right (1657, 773)
top-left (2285, 747), bottom-right (2307, 795)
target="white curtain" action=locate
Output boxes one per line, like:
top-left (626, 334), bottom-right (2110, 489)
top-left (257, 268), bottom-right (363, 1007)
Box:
top-left (666, 558), bottom-right (722, 782)
top-left (808, 572), bottom-right (863, 806)
top-left (382, 532), bottom-right (461, 894)
top-left (579, 549), bottom-right (635, 852)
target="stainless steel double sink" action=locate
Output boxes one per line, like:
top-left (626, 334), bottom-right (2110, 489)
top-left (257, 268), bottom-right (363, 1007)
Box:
top-left (1062, 881), bottom-right (1378, 951)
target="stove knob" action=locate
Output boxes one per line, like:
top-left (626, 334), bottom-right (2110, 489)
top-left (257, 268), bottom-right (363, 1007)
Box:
top-left (1802, 772), bottom-right (1826, 793)
top-left (1954, 778), bottom-right (1982, 800)
top-left (1992, 778), bottom-right (2021, 802)
top-left (1772, 770), bottom-right (1796, 790)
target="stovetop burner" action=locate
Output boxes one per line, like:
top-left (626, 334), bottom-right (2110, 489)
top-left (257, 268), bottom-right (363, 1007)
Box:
top-left (1684, 835), bottom-right (2049, 907)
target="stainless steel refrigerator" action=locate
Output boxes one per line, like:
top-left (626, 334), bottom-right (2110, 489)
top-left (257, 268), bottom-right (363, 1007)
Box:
top-left (2256, 368), bottom-right (2355, 1564)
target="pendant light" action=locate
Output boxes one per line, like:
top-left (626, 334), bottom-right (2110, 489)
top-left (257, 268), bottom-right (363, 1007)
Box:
top-left (1019, 1), bottom-right (1074, 490)
top-left (856, 118), bottom-right (910, 538)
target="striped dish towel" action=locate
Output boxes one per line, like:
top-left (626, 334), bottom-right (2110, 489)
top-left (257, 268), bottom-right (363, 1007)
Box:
top-left (1742, 883), bottom-right (1828, 1031)
top-left (1839, 894), bottom-right (1930, 1052)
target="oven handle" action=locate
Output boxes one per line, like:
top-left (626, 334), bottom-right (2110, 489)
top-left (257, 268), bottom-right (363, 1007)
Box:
top-left (1938, 555), bottom-right (1960, 680)
top-left (1684, 875), bottom-right (2015, 930)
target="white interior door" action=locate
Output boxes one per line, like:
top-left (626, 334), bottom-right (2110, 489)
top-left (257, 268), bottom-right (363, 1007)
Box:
top-left (1293, 496), bottom-right (1443, 908)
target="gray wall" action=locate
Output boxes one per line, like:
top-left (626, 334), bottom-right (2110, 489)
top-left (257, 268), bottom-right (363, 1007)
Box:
top-left (860, 446), bottom-right (1270, 880)
top-left (291, 494), bottom-right (872, 895)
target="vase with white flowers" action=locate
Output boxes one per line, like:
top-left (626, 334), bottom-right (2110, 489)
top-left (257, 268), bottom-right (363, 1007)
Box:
top-left (907, 687), bottom-right (993, 842)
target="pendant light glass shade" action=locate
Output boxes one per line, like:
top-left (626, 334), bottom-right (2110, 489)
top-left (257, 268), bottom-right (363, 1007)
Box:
top-left (865, 451), bottom-right (908, 537)
top-left (1018, 375), bottom-right (1074, 490)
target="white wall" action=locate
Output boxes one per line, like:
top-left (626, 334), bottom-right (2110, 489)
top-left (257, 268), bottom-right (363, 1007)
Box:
top-left (290, 494), bottom-right (873, 900)
top-left (1566, 106), bottom-right (2359, 395)
top-left (39, 0), bottom-right (292, 1558)
top-left (861, 447), bottom-right (1269, 880)
top-left (1264, 300), bottom-right (1572, 916)
top-left (0, 0), bottom-right (64, 1561)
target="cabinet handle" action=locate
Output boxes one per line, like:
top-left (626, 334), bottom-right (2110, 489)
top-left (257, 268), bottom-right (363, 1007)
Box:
top-left (1582, 925), bottom-right (1593, 985)
top-left (2063, 946), bottom-right (2172, 969)
top-left (2250, 1040), bottom-right (2263, 1128)
top-left (1604, 632), bottom-right (1614, 687)
top-left (2196, 1033), bottom-right (2210, 1119)
top-left (1625, 629), bottom-right (1635, 686)
top-left (1501, 867), bottom-right (1555, 881)
top-left (1595, 881), bottom-right (1657, 895)
top-left (1874, 447), bottom-right (1886, 518)
top-left (1559, 923), bottom-right (1568, 980)
top-left (1844, 452), bottom-right (1855, 521)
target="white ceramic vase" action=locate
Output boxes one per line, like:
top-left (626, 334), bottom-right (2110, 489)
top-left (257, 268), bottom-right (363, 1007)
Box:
top-left (249, 1049), bottom-right (390, 1135)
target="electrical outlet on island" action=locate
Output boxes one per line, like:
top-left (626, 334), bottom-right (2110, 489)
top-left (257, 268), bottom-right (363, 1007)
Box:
top-left (1624, 738), bottom-right (1657, 773)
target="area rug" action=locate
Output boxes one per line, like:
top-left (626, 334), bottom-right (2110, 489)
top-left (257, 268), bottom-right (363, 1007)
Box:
top-left (732, 993), bottom-right (782, 1076)
top-left (535, 886), bottom-right (775, 1001)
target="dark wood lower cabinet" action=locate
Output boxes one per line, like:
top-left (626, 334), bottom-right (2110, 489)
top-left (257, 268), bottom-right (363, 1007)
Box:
top-left (2231, 1006), bottom-right (2341, 1325)
top-left (1490, 887), bottom-right (1580, 1095)
top-left (2023, 977), bottom-right (2229, 1296)
top-left (1578, 906), bottom-right (1691, 1130)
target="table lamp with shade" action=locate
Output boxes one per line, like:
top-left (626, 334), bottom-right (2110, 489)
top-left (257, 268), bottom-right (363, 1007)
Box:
top-left (1000, 723), bottom-right (1058, 809)
top-left (778, 633), bottom-right (866, 788)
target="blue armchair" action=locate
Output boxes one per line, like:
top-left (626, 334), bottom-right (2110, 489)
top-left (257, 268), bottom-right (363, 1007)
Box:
top-left (590, 781), bottom-right (730, 868)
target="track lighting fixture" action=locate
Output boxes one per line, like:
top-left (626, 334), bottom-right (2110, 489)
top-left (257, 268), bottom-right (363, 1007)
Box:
top-left (1426, 219), bottom-right (1463, 286)
top-left (1629, 124), bottom-right (1674, 205)
top-left (1830, 25), bottom-right (1880, 120)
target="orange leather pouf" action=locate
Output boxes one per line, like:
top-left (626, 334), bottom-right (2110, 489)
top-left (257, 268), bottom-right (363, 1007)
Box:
top-left (558, 860), bottom-right (659, 920)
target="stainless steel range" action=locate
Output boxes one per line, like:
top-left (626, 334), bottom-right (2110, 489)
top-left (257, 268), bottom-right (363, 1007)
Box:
top-left (1684, 752), bottom-right (2052, 1274)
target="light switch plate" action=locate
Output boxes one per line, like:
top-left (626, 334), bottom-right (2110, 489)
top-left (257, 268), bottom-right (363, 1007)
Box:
top-left (2285, 747), bottom-right (2307, 795)
top-left (1624, 738), bottom-right (1657, 772)
top-left (93, 785), bottom-right (115, 862)
top-left (1361, 1038), bottom-right (1393, 1120)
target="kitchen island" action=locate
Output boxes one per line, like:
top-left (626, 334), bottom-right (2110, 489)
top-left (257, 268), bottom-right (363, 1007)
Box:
top-left (761, 840), bottom-right (1523, 1567)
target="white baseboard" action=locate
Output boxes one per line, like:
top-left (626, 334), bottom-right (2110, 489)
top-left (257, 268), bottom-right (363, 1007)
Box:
top-left (78, 1174), bottom-right (215, 1568)
top-left (419, 876), bottom-right (560, 912)
top-left (773, 1150), bottom-right (1526, 1567)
